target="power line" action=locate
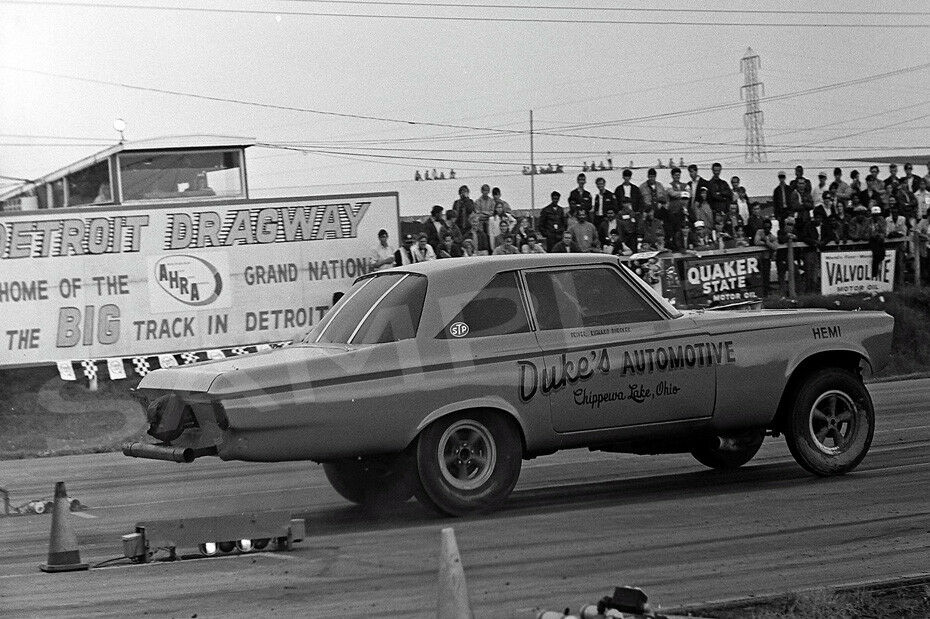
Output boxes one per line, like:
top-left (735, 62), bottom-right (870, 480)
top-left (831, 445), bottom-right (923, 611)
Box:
top-left (1, 1), bottom-right (928, 27)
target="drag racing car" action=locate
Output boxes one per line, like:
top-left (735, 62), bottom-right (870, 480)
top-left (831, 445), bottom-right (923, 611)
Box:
top-left (128, 254), bottom-right (894, 516)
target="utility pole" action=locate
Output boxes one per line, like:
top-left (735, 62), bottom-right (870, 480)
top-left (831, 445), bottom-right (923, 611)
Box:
top-left (529, 109), bottom-right (535, 216)
top-left (740, 47), bottom-right (767, 163)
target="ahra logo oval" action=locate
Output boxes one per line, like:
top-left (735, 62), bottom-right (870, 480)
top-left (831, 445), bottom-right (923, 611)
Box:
top-left (154, 255), bottom-right (223, 306)
top-left (449, 322), bottom-right (469, 338)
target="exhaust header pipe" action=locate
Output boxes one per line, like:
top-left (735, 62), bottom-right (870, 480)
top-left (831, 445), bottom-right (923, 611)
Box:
top-left (122, 442), bottom-right (216, 463)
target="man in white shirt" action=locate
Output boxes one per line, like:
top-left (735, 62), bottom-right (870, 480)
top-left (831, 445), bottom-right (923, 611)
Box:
top-left (812, 172), bottom-right (828, 211)
top-left (370, 229), bottom-right (395, 271)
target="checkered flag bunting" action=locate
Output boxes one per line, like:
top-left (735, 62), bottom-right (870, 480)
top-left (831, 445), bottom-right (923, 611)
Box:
top-left (131, 357), bottom-right (152, 377)
top-left (181, 352), bottom-right (199, 364)
top-left (80, 360), bottom-right (98, 381)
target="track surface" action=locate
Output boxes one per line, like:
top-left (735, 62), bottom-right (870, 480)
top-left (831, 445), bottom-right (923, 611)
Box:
top-left (2, 379), bottom-right (929, 617)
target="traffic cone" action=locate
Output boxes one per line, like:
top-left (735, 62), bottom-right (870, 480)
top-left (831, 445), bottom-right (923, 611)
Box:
top-left (437, 527), bottom-right (473, 619)
top-left (39, 482), bottom-right (88, 573)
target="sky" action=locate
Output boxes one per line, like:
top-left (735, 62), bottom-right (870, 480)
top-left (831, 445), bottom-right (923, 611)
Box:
top-left (1, 0), bottom-right (929, 206)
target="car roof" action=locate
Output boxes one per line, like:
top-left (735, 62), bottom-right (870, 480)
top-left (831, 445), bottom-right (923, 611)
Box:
top-left (386, 253), bottom-right (621, 278)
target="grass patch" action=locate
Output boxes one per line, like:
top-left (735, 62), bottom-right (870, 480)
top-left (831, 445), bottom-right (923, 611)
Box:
top-left (763, 287), bottom-right (930, 377)
top-left (694, 581), bottom-right (930, 618)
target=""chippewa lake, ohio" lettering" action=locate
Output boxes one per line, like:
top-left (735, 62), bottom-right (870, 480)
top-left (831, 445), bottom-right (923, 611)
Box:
top-left (517, 340), bottom-right (736, 403)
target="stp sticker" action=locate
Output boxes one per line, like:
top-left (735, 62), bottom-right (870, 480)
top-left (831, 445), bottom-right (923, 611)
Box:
top-left (449, 322), bottom-right (469, 338)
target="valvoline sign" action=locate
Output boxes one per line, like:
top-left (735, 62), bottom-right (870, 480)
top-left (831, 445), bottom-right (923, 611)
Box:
top-left (147, 251), bottom-right (232, 313)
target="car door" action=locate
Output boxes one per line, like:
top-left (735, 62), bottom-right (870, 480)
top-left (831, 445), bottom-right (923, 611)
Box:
top-left (521, 264), bottom-right (717, 432)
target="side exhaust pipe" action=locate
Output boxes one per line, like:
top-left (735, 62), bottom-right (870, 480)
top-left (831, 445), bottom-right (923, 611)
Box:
top-left (122, 442), bottom-right (216, 463)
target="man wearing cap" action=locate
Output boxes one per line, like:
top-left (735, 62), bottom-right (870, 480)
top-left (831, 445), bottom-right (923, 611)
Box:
top-left (538, 191), bottom-right (568, 251)
top-left (568, 173), bottom-right (593, 219)
top-left (867, 204), bottom-right (887, 278)
top-left (688, 219), bottom-right (712, 251)
top-left (423, 204), bottom-right (448, 253)
top-left (614, 169), bottom-right (644, 213)
top-left (706, 162), bottom-right (733, 215)
top-left (370, 229), bottom-right (396, 272)
top-left (394, 234), bottom-right (416, 266)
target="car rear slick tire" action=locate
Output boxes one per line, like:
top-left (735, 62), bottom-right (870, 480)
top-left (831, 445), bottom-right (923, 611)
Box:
top-left (322, 451), bottom-right (417, 508)
top-left (784, 368), bottom-right (874, 476)
top-left (414, 411), bottom-right (522, 517)
top-left (691, 430), bottom-right (765, 470)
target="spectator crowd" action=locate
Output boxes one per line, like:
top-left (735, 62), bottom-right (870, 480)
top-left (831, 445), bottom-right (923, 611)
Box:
top-left (373, 161), bottom-right (930, 295)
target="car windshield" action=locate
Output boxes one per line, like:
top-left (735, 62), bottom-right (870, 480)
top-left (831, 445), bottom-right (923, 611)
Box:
top-left (302, 273), bottom-right (427, 345)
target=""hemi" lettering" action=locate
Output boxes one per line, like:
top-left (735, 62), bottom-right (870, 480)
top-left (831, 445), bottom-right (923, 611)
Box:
top-left (812, 325), bottom-right (841, 339)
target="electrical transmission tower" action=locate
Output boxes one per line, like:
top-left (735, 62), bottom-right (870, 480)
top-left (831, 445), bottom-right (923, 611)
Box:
top-left (740, 47), bottom-right (767, 163)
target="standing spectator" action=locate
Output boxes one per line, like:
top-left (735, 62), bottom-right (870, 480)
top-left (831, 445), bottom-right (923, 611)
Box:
top-left (916, 209), bottom-right (930, 284)
top-left (791, 166), bottom-right (812, 203)
top-left (868, 205), bottom-right (887, 278)
top-left (802, 212), bottom-right (829, 293)
top-left (773, 171), bottom-right (791, 223)
top-left (617, 201), bottom-right (639, 253)
top-left (686, 164), bottom-right (709, 215)
top-left (551, 229), bottom-right (580, 253)
top-left (513, 216), bottom-right (534, 249)
top-left (777, 217), bottom-right (799, 295)
top-left (829, 202), bottom-right (851, 244)
top-left (570, 209), bottom-right (600, 252)
top-left (886, 206), bottom-right (908, 239)
top-left (639, 168), bottom-right (668, 216)
top-left (598, 207), bottom-right (620, 245)
top-left (723, 203), bottom-right (745, 237)
top-left (812, 172), bottom-right (829, 212)
top-left (492, 187), bottom-right (512, 214)
top-left (614, 169), bottom-right (644, 213)
top-left (850, 169), bottom-right (863, 195)
top-left (444, 209), bottom-right (463, 244)
top-left (861, 175), bottom-right (886, 213)
top-left (893, 179), bottom-right (918, 224)
top-left (464, 212), bottom-right (491, 255)
top-left (754, 219), bottom-right (778, 295)
top-left (538, 191), bottom-right (567, 251)
top-left (592, 177), bottom-right (616, 222)
top-left (883, 163), bottom-right (900, 189)
top-left (394, 234), bottom-right (415, 266)
top-left (487, 202), bottom-right (516, 250)
top-left (731, 176), bottom-right (750, 221)
top-left (830, 168), bottom-right (852, 202)
top-left (689, 186), bottom-right (714, 231)
top-left (902, 163), bottom-right (919, 192)
top-left (568, 173), bottom-right (593, 219)
top-left (437, 232), bottom-right (463, 258)
top-left (916, 177), bottom-right (930, 218)
top-left (848, 201), bottom-right (871, 241)
top-left (521, 234), bottom-right (547, 254)
top-left (492, 233), bottom-right (520, 255)
top-left (745, 203), bottom-right (765, 242)
top-left (667, 166), bottom-right (690, 249)
top-left (423, 204), bottom-right (447, 252)
top-left (706, 162), bottom-right (733, 215)
top-left (370, 228), bottom-right (396, 272)
top-left (410, 233), bottom-right (437, 262)
top-left (474, 184), bottom-right (495, 218)
top-left (454, 185), bottom-right (476, 233)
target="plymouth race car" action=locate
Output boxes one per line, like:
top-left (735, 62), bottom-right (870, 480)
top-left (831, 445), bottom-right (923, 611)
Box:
top-left (128, 254), bottom-right (894, 516)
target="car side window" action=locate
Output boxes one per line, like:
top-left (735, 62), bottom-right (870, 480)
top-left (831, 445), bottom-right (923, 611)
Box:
top-left (437, 271), bottom-right (530, 339)
top-left (525, 267), bottom-right (662, 331)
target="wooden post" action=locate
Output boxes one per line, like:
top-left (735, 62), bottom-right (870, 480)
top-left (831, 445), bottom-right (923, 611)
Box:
top-left (786, 236), bottom-right (796, 299)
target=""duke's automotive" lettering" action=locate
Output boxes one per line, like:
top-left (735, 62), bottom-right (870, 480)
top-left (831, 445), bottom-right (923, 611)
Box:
top-left (517, 341), bottom-right (736, 403)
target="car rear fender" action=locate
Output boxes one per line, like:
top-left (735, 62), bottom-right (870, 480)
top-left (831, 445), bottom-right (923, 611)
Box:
top-left (413, 397), bottom-right (528, 455)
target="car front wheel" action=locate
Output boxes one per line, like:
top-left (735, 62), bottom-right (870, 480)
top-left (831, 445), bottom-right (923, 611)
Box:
top-left (322, 451), bottom-right (417, 508)
top-left (784, 368), bottom-right (874, 476)
top-left (691, 430), bottom-right (765, 470)
top-left (414, 411), bottom-right (522, 517)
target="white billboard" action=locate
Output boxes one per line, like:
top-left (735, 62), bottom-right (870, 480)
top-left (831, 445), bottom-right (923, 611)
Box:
top-left (0, 193), bottom-right (399, 367)
top-left (820, 249), bottom-right (895, 296)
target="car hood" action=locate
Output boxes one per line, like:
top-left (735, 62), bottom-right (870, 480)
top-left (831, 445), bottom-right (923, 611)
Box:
top-left (137, 343), bottom-right (355, 394)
